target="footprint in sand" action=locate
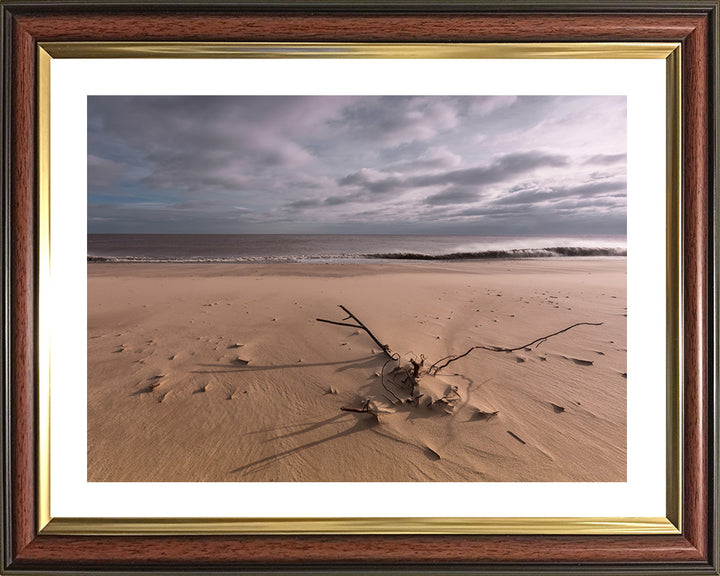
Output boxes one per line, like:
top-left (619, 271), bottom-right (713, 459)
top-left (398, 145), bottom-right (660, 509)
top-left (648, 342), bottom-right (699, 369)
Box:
top-left (133, 374), bottom-right (166, 396)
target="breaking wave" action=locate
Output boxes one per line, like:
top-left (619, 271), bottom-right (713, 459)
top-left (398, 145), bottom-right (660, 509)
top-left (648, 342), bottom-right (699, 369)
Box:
top-left (88, 246), bottom-right (626, 264)
top-left (364, 246), bottom-right (627, 260)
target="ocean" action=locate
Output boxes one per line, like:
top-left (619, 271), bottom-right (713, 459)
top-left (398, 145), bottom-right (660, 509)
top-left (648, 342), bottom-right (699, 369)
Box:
top-left (87, 234), bottom-right (627, 264)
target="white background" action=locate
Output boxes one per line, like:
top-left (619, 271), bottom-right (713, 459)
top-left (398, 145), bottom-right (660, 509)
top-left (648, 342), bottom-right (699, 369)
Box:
top-left (49, 57), bottom-right (667, 518)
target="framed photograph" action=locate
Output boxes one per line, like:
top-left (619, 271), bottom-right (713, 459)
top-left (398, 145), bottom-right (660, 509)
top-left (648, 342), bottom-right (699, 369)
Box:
top-left (1, 1), bottom-right (717, 574)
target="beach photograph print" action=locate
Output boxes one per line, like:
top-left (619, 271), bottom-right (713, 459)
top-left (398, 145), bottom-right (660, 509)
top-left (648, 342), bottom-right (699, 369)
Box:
top-left (88, 95), bottom-right (627, 482)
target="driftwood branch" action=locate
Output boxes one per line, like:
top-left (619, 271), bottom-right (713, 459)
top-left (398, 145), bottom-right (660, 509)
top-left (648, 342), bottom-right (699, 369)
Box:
top-left (315, 318), bottom-right (363, 330)
top-left (341, 399), bottom-right (372, 413)
top-left (318, 305), bottom-right (604, 415)
top-left (317, 305), bottom-right (395, 360)
top-left (429, 321), bottom-right (603, 374)
top-left (380, 356), bottom-right (404, 403)
top-left (318, 306), bottom-right (407, 404)
top-left (410, 357), bottom-right (424, 379)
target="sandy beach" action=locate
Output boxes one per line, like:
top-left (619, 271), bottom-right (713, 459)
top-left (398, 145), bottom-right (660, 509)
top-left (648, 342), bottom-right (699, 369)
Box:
top-left (87, 259), bottom-right (626, 482)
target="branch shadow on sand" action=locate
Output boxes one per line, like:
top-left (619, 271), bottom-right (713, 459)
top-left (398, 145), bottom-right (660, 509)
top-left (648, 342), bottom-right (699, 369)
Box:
top-left (191, 355), bottom-right (381, 375)
top-left (229, 414), bottom-right (376, 478)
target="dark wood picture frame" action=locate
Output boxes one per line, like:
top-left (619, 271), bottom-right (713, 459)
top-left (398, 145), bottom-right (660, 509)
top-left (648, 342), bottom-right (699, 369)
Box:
top-left (1, 1), bottom-right (717, 574)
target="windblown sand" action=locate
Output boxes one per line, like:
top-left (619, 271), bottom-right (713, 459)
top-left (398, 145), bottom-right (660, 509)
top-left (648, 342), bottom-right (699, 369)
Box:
top-left (88, 259), bottom-right (626, 482)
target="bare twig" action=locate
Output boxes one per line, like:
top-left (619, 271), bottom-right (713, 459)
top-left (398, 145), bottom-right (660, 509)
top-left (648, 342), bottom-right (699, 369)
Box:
top-left (380, 355), bottom-right (403, 403)
top-left (341, 399), bottom-right (374, 414)
top-left (410, 357), bottom-right (424, 379)
top-left (316, 318), bottom-right (363, 330)
top-left (318, 307), bottom-right (604, 419)
top-left (318, 305), bottom-right (407, 406)
top-left (429, 322), bottom-right (603, 374)
top-left (317, 305), bottom-right (394, 360)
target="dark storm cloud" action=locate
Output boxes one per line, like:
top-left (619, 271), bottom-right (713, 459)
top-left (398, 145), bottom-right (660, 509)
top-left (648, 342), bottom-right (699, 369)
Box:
top-left (584, 153), bottom-right (627, 166)
top-left (494, 180), bottom-right (626, 206)
top-left (287, 198), bottom-right (323, 210)
top-left (88, 95), bottom-right (351, 197)
top-left (88, 95), bottom-right (627, 234)
top-left (334, 96), bottom-right (460, 147)
top-left (413, 151), bottom-right (569, 188)
top-left (339, 151), bottom-right (570, 197)
top-left (283, 194), bottom-right (355, 212)
top-left (323, 195), bottom-right (353, 206)
top-left (424, 188), bottom-right (480, 206)
top-left (337, 170), bottom-right (404, 195)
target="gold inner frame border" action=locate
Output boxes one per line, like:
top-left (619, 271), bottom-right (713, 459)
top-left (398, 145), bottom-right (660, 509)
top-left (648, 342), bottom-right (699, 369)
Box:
top-left (36, 41), bottom-right (682, 536)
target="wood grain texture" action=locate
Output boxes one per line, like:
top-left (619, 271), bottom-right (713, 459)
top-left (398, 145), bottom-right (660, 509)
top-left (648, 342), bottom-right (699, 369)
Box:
top-left (10, 16), bottom-right (37, 560)
top-left (10, 534), bottom-right (706, 566)
top-left (4, 4), bottom-right (716, 572)
top-left (13, 12), bottom-right (704, 42)
top-left (681, 11), bottom-right (710, 559)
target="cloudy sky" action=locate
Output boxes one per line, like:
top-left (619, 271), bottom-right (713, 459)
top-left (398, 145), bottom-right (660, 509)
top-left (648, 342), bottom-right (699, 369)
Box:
top-left (88, 95), bottom-right (626, 235)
